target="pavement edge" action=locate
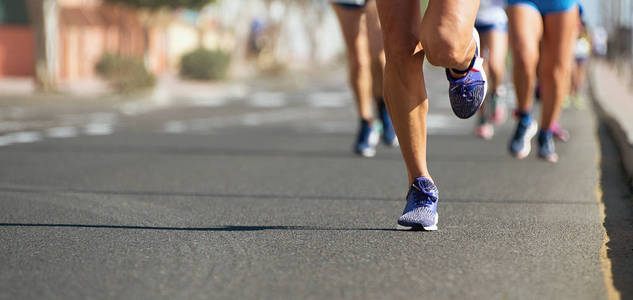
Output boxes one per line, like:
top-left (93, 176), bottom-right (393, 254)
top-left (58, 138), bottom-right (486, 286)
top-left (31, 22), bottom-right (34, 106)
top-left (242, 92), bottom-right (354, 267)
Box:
top-left (588, 62), bottom-right (633, 190)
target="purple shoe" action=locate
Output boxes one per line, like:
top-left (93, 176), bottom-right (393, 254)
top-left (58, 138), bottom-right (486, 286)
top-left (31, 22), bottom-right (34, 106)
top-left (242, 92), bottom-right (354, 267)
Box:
top-left (397, 177), bottom-right (438, 231)
top-left (446, 29), bottom-right (488, 119)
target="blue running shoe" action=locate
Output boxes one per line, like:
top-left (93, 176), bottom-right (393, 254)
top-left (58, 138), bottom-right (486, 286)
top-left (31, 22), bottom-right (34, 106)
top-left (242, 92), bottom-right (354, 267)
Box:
top-left (378, 101), bottom-right (398, 147)
top-left (397, 177), bottom-right (438, 231)
top-left (446, 29), bottom-right (488, 119)
top-left (538, 129), bottom-right (559, 163)
top-left (354, 119), bottom-right (379, 157)
top-left (509, 114), bottom-right (537, 159)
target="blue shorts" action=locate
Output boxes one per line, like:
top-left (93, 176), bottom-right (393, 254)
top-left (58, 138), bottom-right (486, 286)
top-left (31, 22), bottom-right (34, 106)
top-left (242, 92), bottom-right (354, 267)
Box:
top-left (475, 22), bottom-right (508, 34)
top-left (506, 0), bottom-right (577, 16)
top-left (332, 0), bottom-right (368, 9)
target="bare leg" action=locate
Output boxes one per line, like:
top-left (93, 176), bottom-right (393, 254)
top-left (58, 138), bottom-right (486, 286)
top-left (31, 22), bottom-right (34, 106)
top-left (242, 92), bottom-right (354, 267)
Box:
top-left (476, 29), bottom-right (507, 131)
top-left (539, 10), bottom-right (578, 129)
top-left (486, 30), bottom-right (508, 93)
top-left (333, 5), bottom-right (374, 121)
top-left (376, 0), bottom-right (429, 184)
top-left (421, 0), bottom-right (480, 77)
top-left (364, 0), bottom-right (385, 101)
top-left (507, 5), bottom-right (543, 113)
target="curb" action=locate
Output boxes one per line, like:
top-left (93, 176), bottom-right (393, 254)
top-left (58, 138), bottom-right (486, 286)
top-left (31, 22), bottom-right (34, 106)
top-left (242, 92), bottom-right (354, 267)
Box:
top-left (589, 63), bottom-right (633, 189)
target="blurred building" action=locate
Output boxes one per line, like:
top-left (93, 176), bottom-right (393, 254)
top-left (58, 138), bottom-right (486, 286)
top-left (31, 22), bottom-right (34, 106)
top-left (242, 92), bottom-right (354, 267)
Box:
top-left (0, 0), bottom-right (168, 81)
top-left (0, 1), bottom-right (34, 77)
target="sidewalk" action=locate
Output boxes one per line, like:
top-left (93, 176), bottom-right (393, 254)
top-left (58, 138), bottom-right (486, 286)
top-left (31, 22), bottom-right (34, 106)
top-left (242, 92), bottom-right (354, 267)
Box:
top-left (590, 61), bottom-right (633, 188)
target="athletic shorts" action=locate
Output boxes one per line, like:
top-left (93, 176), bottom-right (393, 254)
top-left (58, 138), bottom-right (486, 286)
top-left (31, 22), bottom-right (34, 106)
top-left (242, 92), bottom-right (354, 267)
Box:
top-left (506, 0), bottom-right (577, 16)
top-left (331, 0), bottom-right (367, 9)
top-left (475, 22), bottom-right (508, 34)
top-left (476, 1), bottom-right (507, 33)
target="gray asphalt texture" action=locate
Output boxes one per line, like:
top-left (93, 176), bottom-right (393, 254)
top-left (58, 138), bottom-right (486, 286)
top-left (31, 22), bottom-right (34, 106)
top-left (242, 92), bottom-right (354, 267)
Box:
top-left (1, 66), bottom-right (631, 299)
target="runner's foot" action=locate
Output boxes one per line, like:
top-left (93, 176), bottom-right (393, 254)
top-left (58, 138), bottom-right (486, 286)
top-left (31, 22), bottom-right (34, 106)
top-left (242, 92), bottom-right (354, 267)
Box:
top-left (446, 29), bottom-right (488, 119)
top-left (475, 122), bottom-right (494, 140)
top-left (509, 113), bottom-right (537, 159)
top-left (538, 129), bottom-right (559, 163)
top-left (354, 119), bottom-right (379, 157)
top-left (378, 101), bottom-right (398, 147)
top-left (551, 121), bottom-right (570, 142)
top-left (397, 177), bottom-right (439, 231)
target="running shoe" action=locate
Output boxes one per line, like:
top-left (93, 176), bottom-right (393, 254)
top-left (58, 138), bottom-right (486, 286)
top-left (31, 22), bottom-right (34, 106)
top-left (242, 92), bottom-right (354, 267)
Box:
top-left (446, 29), bottom-right (488, 119)
top-left (397, 177), bottom-right (438, 231)
top-left (354, 119), bottom-right (379, 157)
top-left (378, 101), bottom-right (398, 147)
top-left (509, 114), bottom-right (537, 159)
top-left (538, 129), bottom-right (559, 163)
top-left (475, 122), bottom-right (494, 140)
top-left (551, 121), bottom-right (570, 142)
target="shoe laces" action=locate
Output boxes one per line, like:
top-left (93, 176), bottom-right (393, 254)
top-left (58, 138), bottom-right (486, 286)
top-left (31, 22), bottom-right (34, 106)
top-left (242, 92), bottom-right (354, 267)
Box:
top-left (411, 186), bottom-right (437, 207)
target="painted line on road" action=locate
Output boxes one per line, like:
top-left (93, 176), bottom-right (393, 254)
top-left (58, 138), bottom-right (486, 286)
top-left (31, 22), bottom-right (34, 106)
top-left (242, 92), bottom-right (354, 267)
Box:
top-left (45, 127), bottom-right (79, 138)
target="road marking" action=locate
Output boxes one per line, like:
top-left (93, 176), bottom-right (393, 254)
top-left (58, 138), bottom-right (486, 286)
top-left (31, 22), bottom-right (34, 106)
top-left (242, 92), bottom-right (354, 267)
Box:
top-left (12, 131), bottom-right (42, 143)
top-left (307, 92), bottom-right (349, 107)
top-left (0, 134), bottom-right (15, 146)
top-left (164, 121), bottom-right (188, 133)
top-left (46, 127), bottom-right (78, 138)
top-left (84, 123), bottom-right (114, 136)
top-left (249, 92), bottom-right (287, 107)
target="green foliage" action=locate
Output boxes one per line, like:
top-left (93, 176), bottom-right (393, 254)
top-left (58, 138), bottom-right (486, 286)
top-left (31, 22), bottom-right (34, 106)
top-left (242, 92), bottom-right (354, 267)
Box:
top-left (96, 53), bottom-right (156, 93)
top-left (180, 48), bottom-right (231, 80)
top-left (103, 0), bottom-right (215, 10)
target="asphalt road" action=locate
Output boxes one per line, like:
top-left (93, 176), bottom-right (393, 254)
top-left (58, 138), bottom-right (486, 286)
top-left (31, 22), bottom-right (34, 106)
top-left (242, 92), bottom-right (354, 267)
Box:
top-left (1, 66), bottom-right (631, 299)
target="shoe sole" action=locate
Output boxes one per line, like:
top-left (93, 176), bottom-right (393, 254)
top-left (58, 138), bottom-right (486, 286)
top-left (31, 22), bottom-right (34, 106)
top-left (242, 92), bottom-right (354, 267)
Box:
top-left (513, 121), bottom-right (537, 159)
top-left (449, 29), bottom-right (488, 119)
top-left (396, 214), bottom-right (438, 231)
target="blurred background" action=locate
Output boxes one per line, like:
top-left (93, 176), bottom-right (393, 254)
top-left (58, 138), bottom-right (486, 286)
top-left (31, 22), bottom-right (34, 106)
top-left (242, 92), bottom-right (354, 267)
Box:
top-left (0, 0), bottom-right (622, 96)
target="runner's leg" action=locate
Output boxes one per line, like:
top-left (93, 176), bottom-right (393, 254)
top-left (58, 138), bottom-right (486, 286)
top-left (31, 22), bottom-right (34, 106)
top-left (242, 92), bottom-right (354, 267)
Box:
top-left (364, 0), bottom-right (385, 101)
top-left (539, 9), bottom-right (577, 130)
top-left (421, 0), bottom-right (479, 73)
top-left (507, 5), bottom-right (542, 113)
top-left (333, 5), bottom-right (373, 121)
top-left (376, 0), bottom-right (429, 184)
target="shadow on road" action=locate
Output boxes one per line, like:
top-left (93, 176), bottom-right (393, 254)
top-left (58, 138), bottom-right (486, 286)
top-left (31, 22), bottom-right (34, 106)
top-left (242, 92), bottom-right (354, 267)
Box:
top-left (0, 186), bottom-right (598, 205)
top-left (598, 122), bottom-right (633, 299)
top-left (0, 223), bottom-right (408, 232)
top-left (0, 144), bottom-right (507, 162)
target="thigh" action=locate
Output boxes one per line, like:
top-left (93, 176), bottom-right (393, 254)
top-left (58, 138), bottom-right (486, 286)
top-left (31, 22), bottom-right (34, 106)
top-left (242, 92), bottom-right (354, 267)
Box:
top-left (376, 0), bottom-right (421, 57)
top-left (364, 0), bottom-right (384, 60)
top-left (421, 0), bottom-right (479, 45)
top-left (487, 30), bottom-right (508, 67)
top-left (333, 4), bottom-right (366, 52)
top-left (507, 5), bottom-right (542, 61)
top-left (541, 9), bottom-right (578, 68)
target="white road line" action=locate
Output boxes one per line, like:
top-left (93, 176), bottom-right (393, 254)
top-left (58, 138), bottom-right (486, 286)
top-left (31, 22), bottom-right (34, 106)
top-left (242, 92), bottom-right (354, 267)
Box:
top-left (249, 92), bottom-right (287, 107)
top-left (84, 123), bottom-right (114, 136)
top-left (164, 121), bottom-right (188, 133)
top-left (307, 91), bottom-right (350, 107)
top-left (46, 127), bottom-right (79, 138)
top-left (12, 131), bottom-right (42, 144)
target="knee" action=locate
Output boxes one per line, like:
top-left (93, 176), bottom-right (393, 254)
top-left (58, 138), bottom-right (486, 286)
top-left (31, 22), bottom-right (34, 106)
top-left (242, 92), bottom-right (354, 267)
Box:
top-left (421, 31), bottom-right (470, 68)
top-left (383, 33), bottom-right (420, 67)
top-left (540, 63), bottom-right (571, 84)
top-left (488, 60), bottom-right (505, 80)
top-left (513, 50), bottom-right (539, 77)
top-left (424, 43), bottom-right (466, 68)
top-left (347, 53), bottom-right (368, 77)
